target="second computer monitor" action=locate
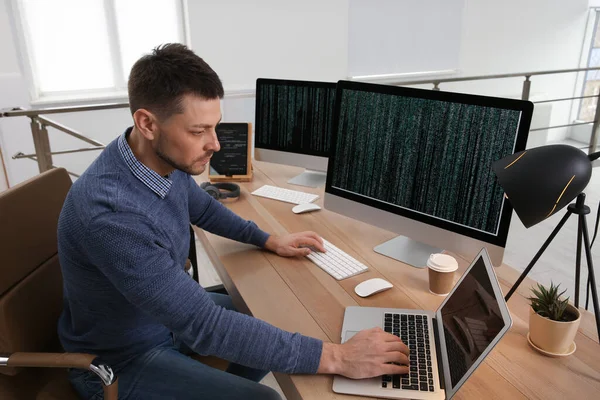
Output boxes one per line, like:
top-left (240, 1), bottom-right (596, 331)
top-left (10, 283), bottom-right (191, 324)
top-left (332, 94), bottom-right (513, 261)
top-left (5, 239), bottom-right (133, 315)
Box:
top-left (254, 78), bottom-right (336, 187)
top-left (324, 81), bottom-right (533, 267)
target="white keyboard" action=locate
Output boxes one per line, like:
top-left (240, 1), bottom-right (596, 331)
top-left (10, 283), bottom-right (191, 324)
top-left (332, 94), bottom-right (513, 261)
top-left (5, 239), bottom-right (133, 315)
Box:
top-left (251, 185), bottom-right (319, 205)
top-left (306, 239), bottom-right (369, 280)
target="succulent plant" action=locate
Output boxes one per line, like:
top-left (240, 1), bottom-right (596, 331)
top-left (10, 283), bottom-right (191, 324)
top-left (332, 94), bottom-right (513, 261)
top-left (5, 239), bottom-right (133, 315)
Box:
top-left (528, 282), bottom-right (574, 322)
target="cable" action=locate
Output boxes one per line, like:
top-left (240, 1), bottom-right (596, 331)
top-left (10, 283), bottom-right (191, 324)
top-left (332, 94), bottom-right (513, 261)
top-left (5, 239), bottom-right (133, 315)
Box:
top-left (585, 198), bottom-right (600, 310)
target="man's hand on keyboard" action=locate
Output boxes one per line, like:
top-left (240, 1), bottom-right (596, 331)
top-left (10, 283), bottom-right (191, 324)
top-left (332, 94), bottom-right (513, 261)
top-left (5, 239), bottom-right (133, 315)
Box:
top-left (317, 327), bottom-right (409, 379)
top-left (264, 231), bottom-right (326, 257)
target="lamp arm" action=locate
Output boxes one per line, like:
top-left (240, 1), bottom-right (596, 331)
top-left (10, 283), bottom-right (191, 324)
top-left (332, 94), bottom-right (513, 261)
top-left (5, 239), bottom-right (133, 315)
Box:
top-left (588, 151), bottom-right (600, 162)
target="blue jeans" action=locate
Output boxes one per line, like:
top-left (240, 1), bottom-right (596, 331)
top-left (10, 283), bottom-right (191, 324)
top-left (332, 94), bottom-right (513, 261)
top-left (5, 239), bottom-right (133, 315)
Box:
top-left (69, 293), bottom-right (281, 400)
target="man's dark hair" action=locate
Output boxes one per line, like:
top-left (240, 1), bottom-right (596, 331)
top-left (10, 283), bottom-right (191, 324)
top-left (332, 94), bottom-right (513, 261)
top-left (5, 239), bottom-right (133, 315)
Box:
top-left (128, 43), bottom-right (224, 120)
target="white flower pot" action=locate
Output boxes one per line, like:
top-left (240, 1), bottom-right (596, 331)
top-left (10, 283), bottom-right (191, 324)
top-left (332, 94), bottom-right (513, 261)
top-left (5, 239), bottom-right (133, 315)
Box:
top-left (528, 304), bottom-right (581, 355)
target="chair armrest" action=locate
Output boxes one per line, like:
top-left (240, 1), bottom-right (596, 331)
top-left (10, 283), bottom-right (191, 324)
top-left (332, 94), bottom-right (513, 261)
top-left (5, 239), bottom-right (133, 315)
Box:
top-left (1, 352), bottom-right (118, 400)
top-left (4, 352), bottom-right (96, 369)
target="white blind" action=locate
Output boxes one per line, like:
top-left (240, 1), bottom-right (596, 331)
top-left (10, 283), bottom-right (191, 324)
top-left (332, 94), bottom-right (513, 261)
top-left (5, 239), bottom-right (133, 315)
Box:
top-left (22, 0), bottom-right (115, 92)
top-left (348, 0), bottom-right (464, 78)
top-left (114, 0), bottom-right (182, 82)
top-left (19, 0), bottom-right (183, 97)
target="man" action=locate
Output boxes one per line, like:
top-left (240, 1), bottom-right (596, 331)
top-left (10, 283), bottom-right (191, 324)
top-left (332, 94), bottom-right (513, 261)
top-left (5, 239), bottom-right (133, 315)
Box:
top-left (58, 43), bottom-right (409, 399)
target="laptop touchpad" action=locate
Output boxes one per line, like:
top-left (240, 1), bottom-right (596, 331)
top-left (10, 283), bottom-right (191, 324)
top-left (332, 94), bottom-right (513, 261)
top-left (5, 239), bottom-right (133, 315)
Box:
top-left (344, 331), bottom-right (360, 343)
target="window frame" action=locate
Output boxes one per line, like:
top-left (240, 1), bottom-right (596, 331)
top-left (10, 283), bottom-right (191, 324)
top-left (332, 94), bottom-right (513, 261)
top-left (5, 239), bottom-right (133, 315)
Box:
top-left (11, 0), bottom-right (190, 106)
top-left (571, 8), bottom-right (600, 124)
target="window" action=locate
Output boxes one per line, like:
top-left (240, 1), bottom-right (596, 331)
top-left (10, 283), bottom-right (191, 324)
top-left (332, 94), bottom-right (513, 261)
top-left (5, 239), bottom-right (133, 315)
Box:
top-left (15, 0), bottom-right (186, 102)
top-left (578, 8), bottom-right (600, 122)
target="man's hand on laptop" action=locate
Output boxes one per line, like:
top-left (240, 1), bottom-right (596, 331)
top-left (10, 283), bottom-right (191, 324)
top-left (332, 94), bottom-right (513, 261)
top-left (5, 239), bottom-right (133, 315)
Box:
top-left (317, 327), bottom-right (409, 379)
top-left (265, 231), bottom-right (326, 257)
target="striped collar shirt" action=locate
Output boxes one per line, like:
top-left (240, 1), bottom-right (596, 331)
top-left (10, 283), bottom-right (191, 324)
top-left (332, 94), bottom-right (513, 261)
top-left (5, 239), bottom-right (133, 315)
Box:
top-left (117, 128), bottom-right (172, 199)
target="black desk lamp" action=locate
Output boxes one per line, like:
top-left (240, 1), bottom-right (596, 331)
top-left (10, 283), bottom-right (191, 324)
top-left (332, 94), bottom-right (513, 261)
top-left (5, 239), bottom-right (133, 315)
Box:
top-left (492, 144), bottom-right (600, 338)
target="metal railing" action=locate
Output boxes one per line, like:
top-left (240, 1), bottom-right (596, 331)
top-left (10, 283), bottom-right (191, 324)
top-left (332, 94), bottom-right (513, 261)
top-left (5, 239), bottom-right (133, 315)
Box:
top-left (0, 104), bottom-right (125, 178)
top-left (353, 66), bottom-right (600, 155)
top-left (1, 67), bottom-right (599, 178)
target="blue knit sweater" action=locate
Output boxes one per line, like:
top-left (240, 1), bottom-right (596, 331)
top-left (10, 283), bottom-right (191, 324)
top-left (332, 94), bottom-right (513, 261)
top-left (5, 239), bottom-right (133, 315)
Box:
top-left (57, 130), bottom-right (322, 374)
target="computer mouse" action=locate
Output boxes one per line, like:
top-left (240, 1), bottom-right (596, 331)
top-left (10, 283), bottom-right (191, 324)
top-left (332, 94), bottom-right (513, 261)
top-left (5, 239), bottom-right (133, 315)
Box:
top-left (354, 278), bottom-right (393, 297)
top-left (292, 203), bottom-right (322, 214)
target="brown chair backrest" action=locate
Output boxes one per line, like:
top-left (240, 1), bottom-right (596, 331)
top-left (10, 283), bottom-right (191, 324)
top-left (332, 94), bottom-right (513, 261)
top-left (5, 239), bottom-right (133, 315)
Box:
top-left (0, 168), bottom-right (72, 376)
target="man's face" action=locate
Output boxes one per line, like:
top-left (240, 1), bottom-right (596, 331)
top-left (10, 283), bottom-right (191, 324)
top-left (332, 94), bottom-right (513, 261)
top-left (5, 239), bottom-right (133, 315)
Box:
top-left (153, 94), bottom-right (221, 176)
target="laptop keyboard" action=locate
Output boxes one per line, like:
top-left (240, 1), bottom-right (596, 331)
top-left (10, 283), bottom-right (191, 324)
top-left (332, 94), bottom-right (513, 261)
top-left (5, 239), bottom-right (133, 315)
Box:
top-left (382, 313), bottom-right (435, 392)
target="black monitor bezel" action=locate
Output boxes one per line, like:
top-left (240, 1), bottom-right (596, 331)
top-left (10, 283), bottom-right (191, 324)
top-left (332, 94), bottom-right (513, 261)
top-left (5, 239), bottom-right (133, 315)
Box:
top-left (325, 80), bottom-right (533, 247)
top-left (254, 78), bottom-right (337, 158)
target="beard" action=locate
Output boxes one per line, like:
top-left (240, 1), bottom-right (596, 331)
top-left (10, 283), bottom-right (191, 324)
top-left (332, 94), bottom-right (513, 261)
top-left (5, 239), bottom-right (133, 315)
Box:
top-left (154, 131), bottom-right (211, 176)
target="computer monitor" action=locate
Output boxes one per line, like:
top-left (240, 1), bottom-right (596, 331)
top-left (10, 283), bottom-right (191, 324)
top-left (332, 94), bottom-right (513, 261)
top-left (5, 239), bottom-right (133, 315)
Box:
top-left (324, 81), bottom-right (533, 267)
top-left (254, 78), bottom-right (337, 187)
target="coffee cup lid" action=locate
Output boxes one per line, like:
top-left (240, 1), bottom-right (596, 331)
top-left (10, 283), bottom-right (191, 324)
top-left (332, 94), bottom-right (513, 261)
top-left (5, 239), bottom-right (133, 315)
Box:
top-left (427, 253), bottom-right (458, 272)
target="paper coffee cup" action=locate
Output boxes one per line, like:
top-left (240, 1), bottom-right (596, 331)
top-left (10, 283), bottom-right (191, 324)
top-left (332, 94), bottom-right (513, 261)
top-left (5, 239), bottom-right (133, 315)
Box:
top-left (427, 253), bottom-right (458, 296)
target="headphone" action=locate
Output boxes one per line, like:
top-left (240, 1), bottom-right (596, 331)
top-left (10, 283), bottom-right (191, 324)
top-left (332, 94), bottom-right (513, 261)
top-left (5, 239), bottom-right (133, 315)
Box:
top-left (200, 182), bottom-right (241, 202)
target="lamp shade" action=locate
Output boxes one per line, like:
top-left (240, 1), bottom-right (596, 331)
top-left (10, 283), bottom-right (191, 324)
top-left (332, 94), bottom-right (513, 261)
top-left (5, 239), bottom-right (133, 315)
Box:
top-left (492, 144), bottom-right (592, 228)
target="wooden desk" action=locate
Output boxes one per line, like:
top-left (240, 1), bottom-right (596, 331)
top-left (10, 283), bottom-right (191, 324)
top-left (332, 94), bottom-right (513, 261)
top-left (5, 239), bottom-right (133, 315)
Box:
top-left (193, 161), bottom-right (600, 400)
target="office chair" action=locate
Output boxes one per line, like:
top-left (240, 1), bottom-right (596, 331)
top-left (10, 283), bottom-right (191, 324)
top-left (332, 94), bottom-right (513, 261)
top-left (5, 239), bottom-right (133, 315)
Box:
top-left (0, 168), bottom-right (118, 399)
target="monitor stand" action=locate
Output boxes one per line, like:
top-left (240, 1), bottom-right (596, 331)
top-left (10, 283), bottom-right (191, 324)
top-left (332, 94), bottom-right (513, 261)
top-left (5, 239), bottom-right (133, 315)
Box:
top-left (374, 236), bottom-right (442, 269)
top-left (287, 170), bottom-right (327, 188)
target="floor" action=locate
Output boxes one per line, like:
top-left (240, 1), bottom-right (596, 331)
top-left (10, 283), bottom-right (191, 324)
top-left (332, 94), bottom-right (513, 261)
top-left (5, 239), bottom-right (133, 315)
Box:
top-left (261, 372), bottom-right (287, 399)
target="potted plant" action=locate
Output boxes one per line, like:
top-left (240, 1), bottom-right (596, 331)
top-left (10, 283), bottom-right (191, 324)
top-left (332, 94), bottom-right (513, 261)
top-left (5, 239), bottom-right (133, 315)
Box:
top-left (528, 282), bottom-right (581, 356)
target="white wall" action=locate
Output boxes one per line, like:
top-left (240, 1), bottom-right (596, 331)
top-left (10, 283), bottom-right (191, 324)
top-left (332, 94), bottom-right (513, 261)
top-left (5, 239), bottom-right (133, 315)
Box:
top-left (0, 0), bottom-right (19, 74)
top-left (0, 149), bottom-right (7, 191)
top-left (188, 0), bottom-right (348, 90)
top-left (0, 0), bottom-right (36, 187)
top-left (0, 0), bottom-right (593, 187)
top-left (447, 0), bottom-right (589, 143)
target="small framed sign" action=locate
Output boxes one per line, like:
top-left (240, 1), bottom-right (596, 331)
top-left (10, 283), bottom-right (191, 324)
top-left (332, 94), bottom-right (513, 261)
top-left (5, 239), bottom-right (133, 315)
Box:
top-left (208, 123), bottom-right (252, 182)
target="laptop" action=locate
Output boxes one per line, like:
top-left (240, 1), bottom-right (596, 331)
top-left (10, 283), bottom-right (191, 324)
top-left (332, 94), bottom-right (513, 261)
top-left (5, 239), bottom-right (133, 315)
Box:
top-left (333, 248), bottom-right (512, 399)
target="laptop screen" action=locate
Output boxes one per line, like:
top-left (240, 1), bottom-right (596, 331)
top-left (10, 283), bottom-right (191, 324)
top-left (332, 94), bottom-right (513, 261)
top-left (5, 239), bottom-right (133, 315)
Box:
top-left (439, 255), bottom-right (505, 389)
